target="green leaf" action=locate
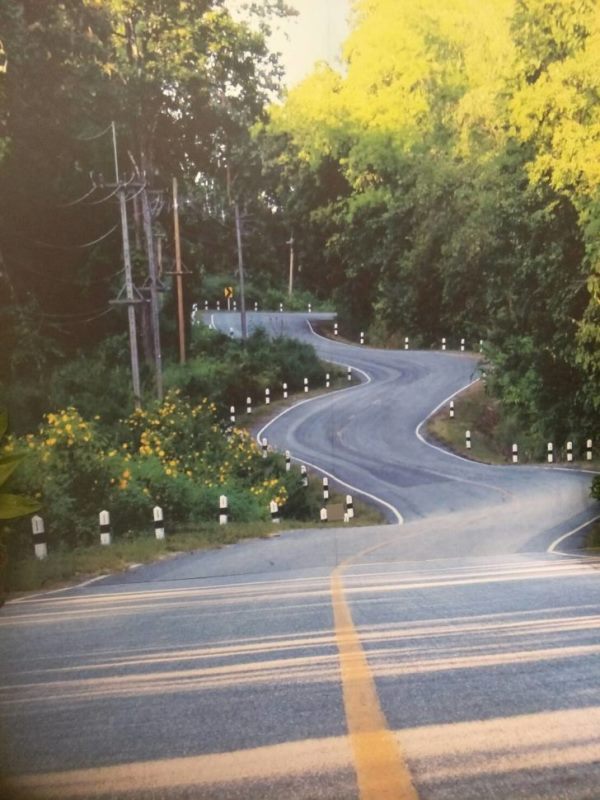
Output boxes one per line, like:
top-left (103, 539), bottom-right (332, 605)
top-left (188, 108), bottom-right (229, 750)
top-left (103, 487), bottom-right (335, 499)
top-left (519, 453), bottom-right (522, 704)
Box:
top-left (0, 493), bottom-right (40, 520)
top-left (0, 453), bottom-right (24, 489)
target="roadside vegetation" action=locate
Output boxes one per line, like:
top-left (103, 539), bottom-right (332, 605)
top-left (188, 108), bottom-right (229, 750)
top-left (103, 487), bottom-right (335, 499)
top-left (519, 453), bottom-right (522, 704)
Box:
top-left (4, 484), bottom-right (382, 595)
top-left (423, 381), bottom-right (596, 466)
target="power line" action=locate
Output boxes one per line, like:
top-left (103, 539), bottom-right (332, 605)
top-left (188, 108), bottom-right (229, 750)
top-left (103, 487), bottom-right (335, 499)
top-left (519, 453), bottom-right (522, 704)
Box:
top-left (75, 123), bottom-right (114, 142)
top-left (39, 305), bottom-right (113, 320)
top-left (13, 261), bottom-right (124, 284)
top-left (31, 223), bottom-right (119, 250)
top-left (58, 184), bottom-right (99, 208)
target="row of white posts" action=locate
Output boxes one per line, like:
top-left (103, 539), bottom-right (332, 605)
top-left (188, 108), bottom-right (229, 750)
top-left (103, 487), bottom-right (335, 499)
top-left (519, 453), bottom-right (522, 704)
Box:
top-left (198, 301), bottom-right (321, 314)
top-left (449, 403), bottom-right (594, 462)
top-left (29, 451), bottom-right (357, 559)
top-left (194, 303), bottom-right (485, 355)
top-left (509, 440), bottom-right (593, 463)
top-left (195, 303), bottom-right (485, 354)
top-left (227, 369), bottom-right (352, 422)
top-left (331, 324), bottom-right (485, 353)
top-left (30, 506), bottom-right (166, 560)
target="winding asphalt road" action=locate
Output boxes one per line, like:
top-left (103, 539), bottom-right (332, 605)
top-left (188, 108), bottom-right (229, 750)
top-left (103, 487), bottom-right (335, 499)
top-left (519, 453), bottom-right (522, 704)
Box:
top-left (1, 311), bottom-right (598, 800)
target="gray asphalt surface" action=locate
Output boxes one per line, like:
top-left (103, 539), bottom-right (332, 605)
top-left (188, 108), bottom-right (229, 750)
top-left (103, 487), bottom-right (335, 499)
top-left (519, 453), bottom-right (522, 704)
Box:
top-left (0, 311), bottom-right (598, 800)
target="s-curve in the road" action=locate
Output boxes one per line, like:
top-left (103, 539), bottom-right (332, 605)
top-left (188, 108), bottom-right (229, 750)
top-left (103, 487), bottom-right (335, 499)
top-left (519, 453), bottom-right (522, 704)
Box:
top-left (207, 310), bottom-right (597, 555)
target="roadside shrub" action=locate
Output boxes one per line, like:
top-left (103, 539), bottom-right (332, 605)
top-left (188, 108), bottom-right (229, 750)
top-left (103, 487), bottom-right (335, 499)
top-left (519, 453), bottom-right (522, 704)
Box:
top-left (13, 408), bottom-right (113, 547)
top-left (172, 326), bottom-right (326, 410)
top-left (49, 335), bottom-right (144, 426)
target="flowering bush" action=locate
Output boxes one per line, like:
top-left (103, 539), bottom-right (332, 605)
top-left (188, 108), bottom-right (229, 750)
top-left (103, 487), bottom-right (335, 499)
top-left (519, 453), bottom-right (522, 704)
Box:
top-left (13, 392), bottom-right (300, 547)
top-left (13, 408), bottom-right (113, 545)
top-left (110, 391), bottom-right (291, 528)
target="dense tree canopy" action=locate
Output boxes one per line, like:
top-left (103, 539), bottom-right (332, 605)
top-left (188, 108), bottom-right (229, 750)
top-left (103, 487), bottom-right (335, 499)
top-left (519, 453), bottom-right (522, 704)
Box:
top-left (0, 0), bottom-right (292, 427)
top-left (260, 0), bottom-right (600, 440)
top-left (0, 0), bottom-right (598, 444)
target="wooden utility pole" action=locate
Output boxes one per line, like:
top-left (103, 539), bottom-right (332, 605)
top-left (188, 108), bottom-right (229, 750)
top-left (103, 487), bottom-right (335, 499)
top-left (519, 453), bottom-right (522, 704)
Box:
top-left (141, 183), bottom-right (164, 402)
top-left (234, 201), bottom-right (248, 341)
top-left (172, 177), bottom-right (186, 364)
top-left (112, 122), bottom-right (142, 408)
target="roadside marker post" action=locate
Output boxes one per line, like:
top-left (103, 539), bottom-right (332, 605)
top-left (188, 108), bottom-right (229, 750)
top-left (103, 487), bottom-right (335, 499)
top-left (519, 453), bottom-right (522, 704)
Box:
top-left (99, 510), bottom-right (112, 546)
top-left (404, 337), bottom-right (409, 350)
top-left (216, 300), bottom-right (220, 311)
top-left (219, 495), bottom-right (228, 526)
top-left (246, 396), bottom-right (252, 415)
top-left (587, 439), bottom-right (593, 461)
top-left (460, 338), bottom-right (465, 352)
top-left (153, 506), bottom-right (166, 540)
top-left (233, 300), bottom-right (237, 312)
top-left (265, 388), bottom-right (271, 406)
top-left (304, 377), bottom-right (309, 393)
top-left (254, 301), bottom-right (258, 312)
top-left (229, 405), bottom-right (236, 425)
top-left (325, 373), bottom-right (330, 389)
top-left (442, 337), bottom-right (447, 351)
top-left (323, 477), bottom-right (329, 504)
top-left (512, 444), bottom-right (519, 464)
top-left (308, 303), bottom-right (312, 313)
top-left (320, 507), bottom-right (328, 523)
top-left (334, 323), bottom-right (338, 336)
top-left (279, 303), bottom-right (283, 313)
top-left (262, 437), bottom-right (268, 459)
top-left (567, 441), bottom-right (573, 463)
top-left (449, 400), bottom-right (455, 419)
top-left (204, 300), bottom-right (208, 311)
top-left (285, 450), bottom-right (291, 472)
top-left (346, 495), bottom-right (354, 519)
top-left (360, 331), bottom-right (365, 345)
top-left (301, 465), bottom-right (308, 487)
top-left (270, 500), bottom-right (280, 524)
top-left (465, 430), bottom-right (471, 450)
top-left (31, 515), bottom-right (47, 560)
top-left (547, 443), bottom-right (554, 463)
top-left (479, 339), bottom-right (484, 353)
top-left (347, 366), bottom-right (352, 383)
top-left (283, 382), bottom-right (288, 400)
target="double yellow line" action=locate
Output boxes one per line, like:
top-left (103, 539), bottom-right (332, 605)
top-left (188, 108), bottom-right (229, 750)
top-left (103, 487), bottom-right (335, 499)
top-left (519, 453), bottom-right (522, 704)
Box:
top-left (331, 559), bottom-right (419, 800)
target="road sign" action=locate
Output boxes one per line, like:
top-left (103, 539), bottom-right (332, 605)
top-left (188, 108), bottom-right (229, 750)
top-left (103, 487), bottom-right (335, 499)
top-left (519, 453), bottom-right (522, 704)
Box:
top-left (224, 286), bottom-right (233, 298)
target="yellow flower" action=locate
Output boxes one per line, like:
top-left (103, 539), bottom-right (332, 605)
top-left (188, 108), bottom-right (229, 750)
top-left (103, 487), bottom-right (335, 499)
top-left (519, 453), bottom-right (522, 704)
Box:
top-left (47, 438), bottom-right (57, 447)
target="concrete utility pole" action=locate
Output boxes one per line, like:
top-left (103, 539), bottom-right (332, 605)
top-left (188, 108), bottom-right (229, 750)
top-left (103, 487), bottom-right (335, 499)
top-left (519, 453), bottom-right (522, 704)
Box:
top-left (141, 183), bottom-right (164, 402)
top-left (172, 177), bottom-right (186, 364)
top-left (287, 235), bottom-right (294, 298)
top-left (112, 122), bottom-right (142, 408)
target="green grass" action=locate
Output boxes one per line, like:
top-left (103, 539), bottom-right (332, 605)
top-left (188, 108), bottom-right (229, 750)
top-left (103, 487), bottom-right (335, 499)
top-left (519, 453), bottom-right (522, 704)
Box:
top-left (426, 381), bottom-right (597, 467)
top-left (585, 521), bottom-right (600, 551)
top-left (426, 382), bottom-right (508, 464)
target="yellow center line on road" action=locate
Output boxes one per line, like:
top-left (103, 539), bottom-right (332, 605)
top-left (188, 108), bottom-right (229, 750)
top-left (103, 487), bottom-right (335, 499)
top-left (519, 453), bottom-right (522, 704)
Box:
top-left (331, 542), bottom-right (419, 800)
